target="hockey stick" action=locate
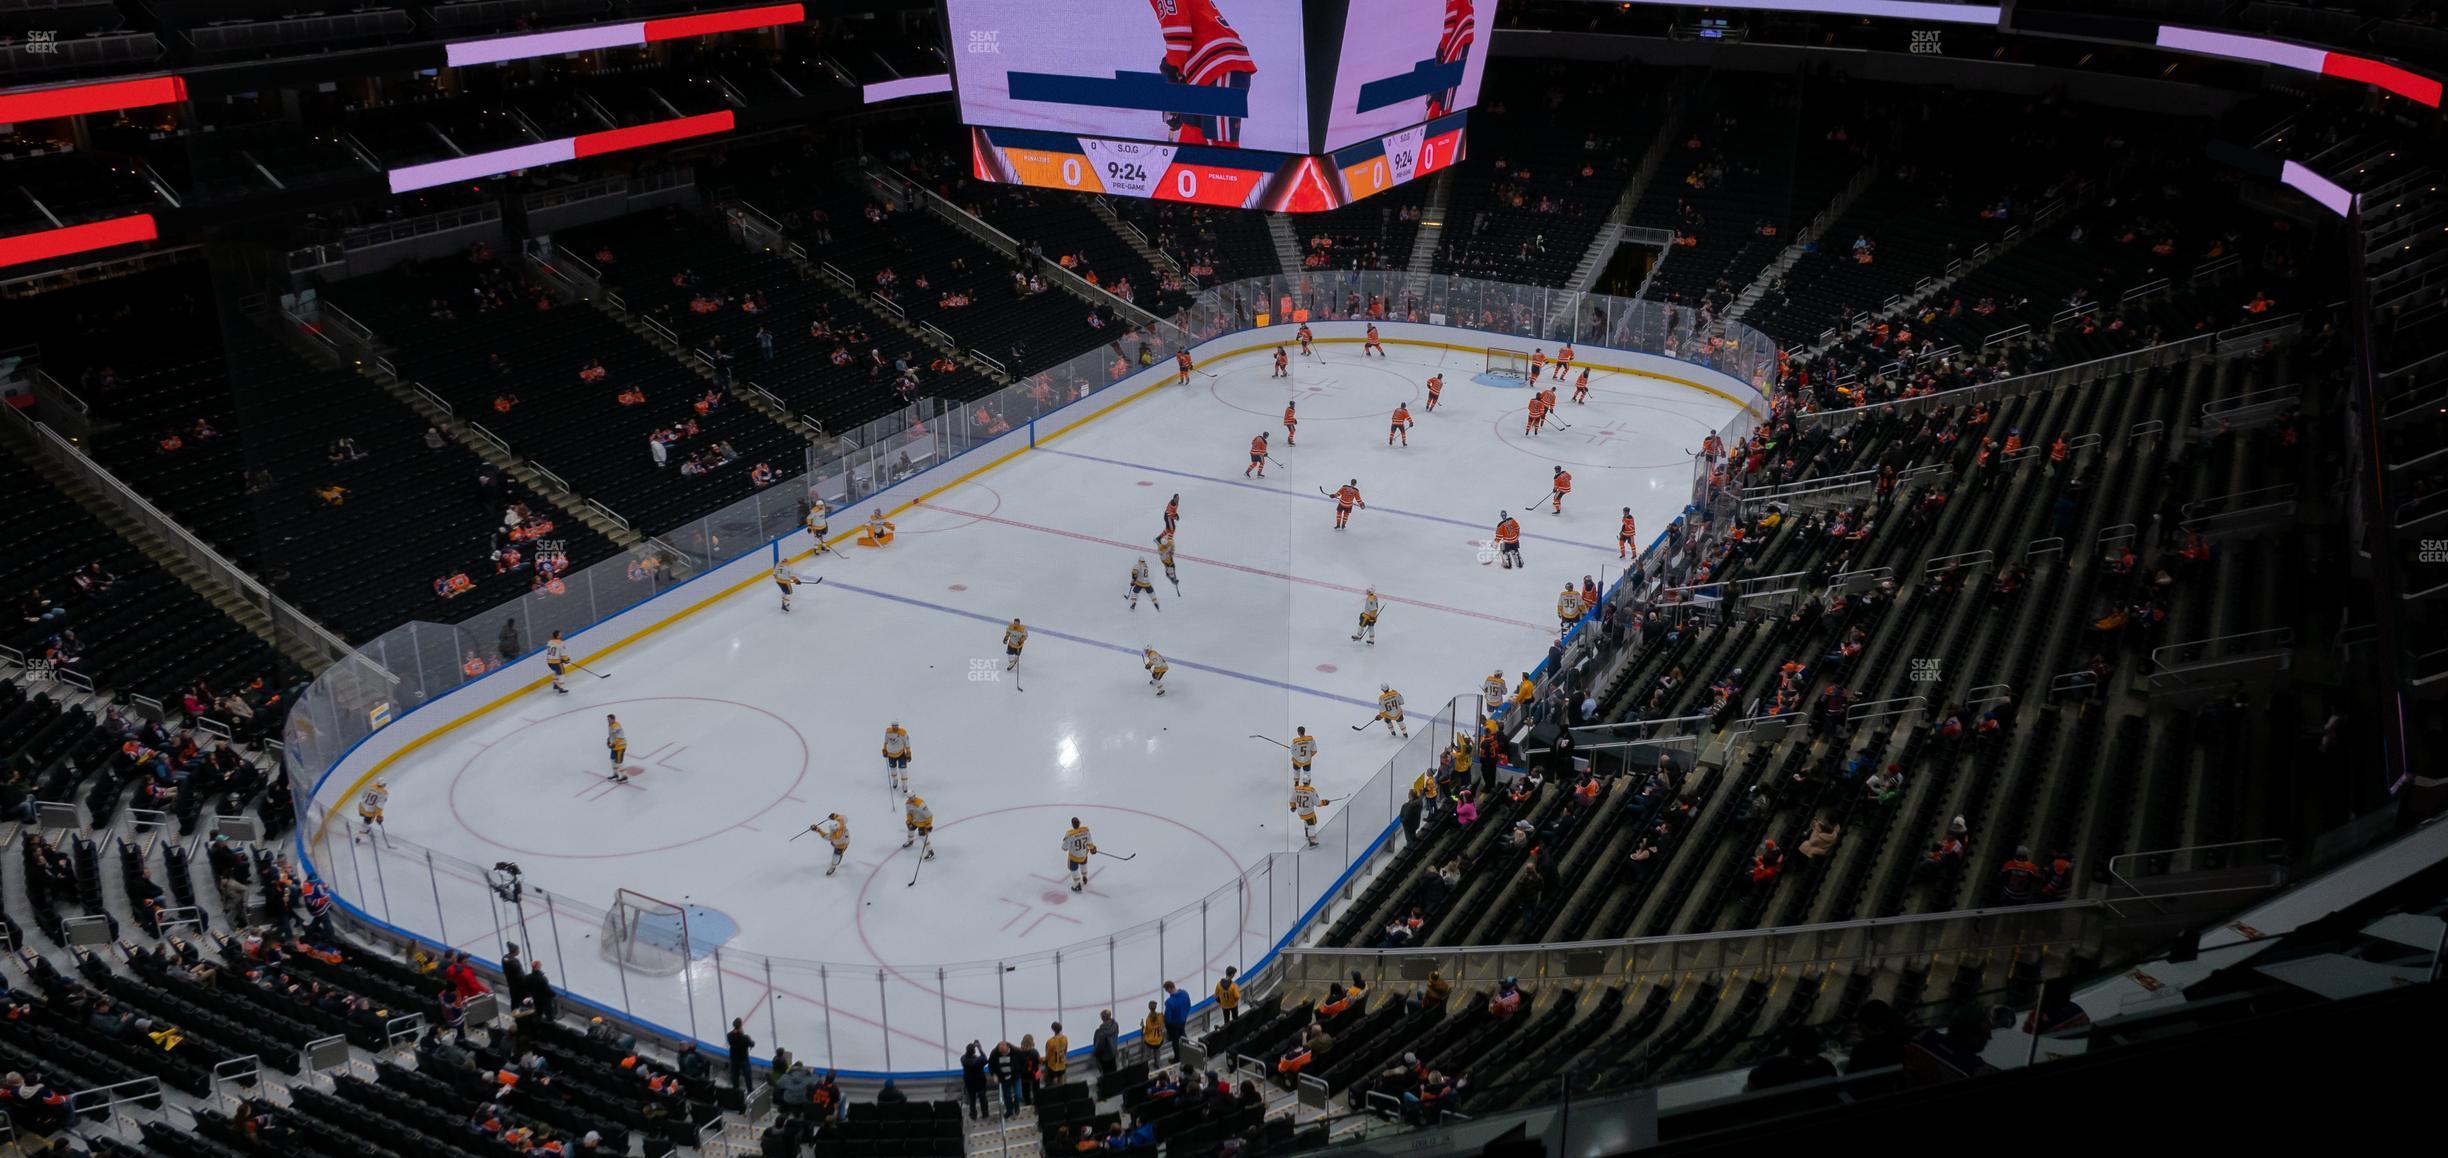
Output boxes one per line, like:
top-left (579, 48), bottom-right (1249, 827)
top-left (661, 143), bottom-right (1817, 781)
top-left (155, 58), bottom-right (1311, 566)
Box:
top-left (1093, 849), bottom-right (1136, 861)
top-left (1350, 717), bottom-right (1381, 731)
top-left (571, 662), bottom-right (612, 680)
top-left (1249, 735), bottom-right (1290, 749)
top-left (907, 847), bottom-right (927, 886)
top-left (1266, 454), bottom-right (1288, 468)
top-left (1527, 489), bottom-right (1558, 508)
top-left (789, 828), bottom-right (811, 842)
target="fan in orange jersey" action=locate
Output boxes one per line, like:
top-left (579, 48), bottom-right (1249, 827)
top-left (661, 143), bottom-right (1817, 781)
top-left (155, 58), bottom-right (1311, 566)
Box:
top-left (1424, 374), bottom-right (1444, 411)
top-left (1283, 399), bottom-right (1298, 446)
top-left (1175, 349), bottom-right (1195, 385)
top-left (1362, 322), bottom-right (1385, 357)
top-left (1524, 391), bottom-right (1549, 436)
top-left (1618, 507), bottom-right (1639, 559)
top-left (1549, 467), bottom-right (1572, 515)
top-left (1553, 343), bottom-right (1575, 380)
top-left (1272, 345), bottom-right (1289, 378)
top-left (1296, 323), bottom-right (1314, 355)
top-left (1245, 432), bottom-right (1271, 478)
top-left (1388, 402), bottom-right (1412, 447)
top-left (1332, 479), bottom-right (1365, 529)
top-left (1572, 367), bottom-right (1591, 403)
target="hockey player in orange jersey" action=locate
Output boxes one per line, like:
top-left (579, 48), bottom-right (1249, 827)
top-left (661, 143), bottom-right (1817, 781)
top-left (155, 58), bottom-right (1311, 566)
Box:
top-left (1332, 480), bottom-right (1365, 529)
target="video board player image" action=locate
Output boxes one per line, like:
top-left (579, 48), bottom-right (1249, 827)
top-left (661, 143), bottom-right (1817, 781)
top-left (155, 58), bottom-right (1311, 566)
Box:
top-left (947, 0), bottom-right (1310, 153)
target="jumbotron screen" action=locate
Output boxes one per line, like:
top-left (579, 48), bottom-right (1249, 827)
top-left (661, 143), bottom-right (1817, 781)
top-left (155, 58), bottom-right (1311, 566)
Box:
top-left (945, 0), bottom-right (1314, 154)
top-left (968, 112), bottom-right (1464, 212)
top-left (1320, 0), bottom-right (1486, 151)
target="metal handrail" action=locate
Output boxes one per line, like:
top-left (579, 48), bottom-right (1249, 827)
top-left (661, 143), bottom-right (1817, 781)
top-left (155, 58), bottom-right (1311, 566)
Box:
top-left (14, 417), bottom-right (372, 671)
top-left (1284, 899), bottom-right (2100, 960)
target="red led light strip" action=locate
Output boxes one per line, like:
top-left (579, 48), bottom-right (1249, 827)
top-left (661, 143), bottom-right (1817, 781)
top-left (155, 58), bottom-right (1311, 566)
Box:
top-left (0, 76), bottom-right (187, 123)
top-left (642, 4), bottom-right (803, 42)
top-left (571, 110), bottom-right (735, 158)
top-left (2321, 53), bottom-right (2442, 108)
top-left (0, 214), bottom-right (158, 270)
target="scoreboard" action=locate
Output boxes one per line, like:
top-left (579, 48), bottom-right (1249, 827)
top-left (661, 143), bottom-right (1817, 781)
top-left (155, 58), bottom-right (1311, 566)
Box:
top-left (969, 113), bottom-right (1464, 212)
top-left (944, 2), bottom-right (1480, 211)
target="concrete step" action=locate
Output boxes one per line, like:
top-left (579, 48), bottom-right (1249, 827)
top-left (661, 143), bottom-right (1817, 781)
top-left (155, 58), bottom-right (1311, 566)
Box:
top-left (1267, 213), bottom-right (1303, 275)
top-left (352, 362), bottom-right (640, 548)
top-left (1089, 195), bottom-right (1192, 284)
top-left (0, 415), bottom-right (330, 675)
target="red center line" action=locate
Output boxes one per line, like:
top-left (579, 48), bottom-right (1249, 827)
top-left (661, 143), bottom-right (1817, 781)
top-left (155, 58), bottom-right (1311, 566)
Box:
top-left (916, 502), bottom-right (1550, 632)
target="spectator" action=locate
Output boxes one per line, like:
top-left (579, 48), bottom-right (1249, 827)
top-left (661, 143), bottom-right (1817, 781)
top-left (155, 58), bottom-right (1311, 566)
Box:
top-left (1800, 815), bottom-right (1841, 859)
top-left (1161, 982), bottom-right (1191, 1062)
top-left (1140, 1001), bottom-right (1166, 1058)
top-left (1044, 1021), bottom-right (1070, 1086)
top-left (675, 1041), bottom-right (711, 1084)
top-left (1843, 1000), bottom-right (1912, 1073)
top-left (1016, 1034), bottom-right (1042, 1106)
top-left (1214, 968), bottom-right (1242, 1024)
top-left (1998, 846), bottom-right (2042, 904)
top-left (1745, 1027), bottom-right (1837, 1091)
top-left (727, 1019), bottom-right (755, 1092)
top-left (1093, 1009), bottom-right (1120, 1072)
top-left (960, 1043), bottom-right (992, 1119)
top-left (1488, 978), bottom-right (1522, 1020)
top-left (991, 1039), bottom-right (1018, 1116)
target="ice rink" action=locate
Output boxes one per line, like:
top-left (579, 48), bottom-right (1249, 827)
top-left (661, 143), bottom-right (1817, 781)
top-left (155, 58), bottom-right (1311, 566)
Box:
top-left (321, 336), bottom-right (1742, 1072)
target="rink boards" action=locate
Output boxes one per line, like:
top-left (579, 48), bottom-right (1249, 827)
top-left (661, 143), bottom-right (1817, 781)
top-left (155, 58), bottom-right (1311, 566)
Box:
top-left (297, 319), bottom-right (1756, 1075)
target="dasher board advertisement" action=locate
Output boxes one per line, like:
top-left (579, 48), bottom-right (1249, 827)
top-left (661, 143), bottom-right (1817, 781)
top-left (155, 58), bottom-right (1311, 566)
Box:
top-left (946, 0), bottom-right (1312, 154)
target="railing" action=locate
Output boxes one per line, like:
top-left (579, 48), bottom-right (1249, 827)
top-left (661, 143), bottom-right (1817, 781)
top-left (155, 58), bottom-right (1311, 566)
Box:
top-left (1, 406), bottom-right (377, 676)
top-left (2106, 838), bottom-right (2290, 918)
top-left (283, 270), bottom-right (1779, 1080)
top-left (879, 163), bottom-right (1175, 332)
top-left (1280, 901), bottom-right (2103, 989)
top-left (2148, 628), bottom-right (2294, 689)
top-left (1793, 325), bottom-right (2246, 429)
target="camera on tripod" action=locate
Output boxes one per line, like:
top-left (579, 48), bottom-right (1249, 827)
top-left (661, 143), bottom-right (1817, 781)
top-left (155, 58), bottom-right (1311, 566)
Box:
top-left (489, 861), bottom-right (525, 904)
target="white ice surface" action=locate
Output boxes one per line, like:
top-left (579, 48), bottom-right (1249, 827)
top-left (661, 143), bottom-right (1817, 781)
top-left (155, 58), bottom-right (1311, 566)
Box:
top-left (331, 341), bottom-right (1737, 1072)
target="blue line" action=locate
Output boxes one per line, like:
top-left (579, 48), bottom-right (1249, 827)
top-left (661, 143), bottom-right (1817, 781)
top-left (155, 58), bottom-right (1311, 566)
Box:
top-left (1037, 447), bottom-right (1618, 552)
top-left (821, 578), bottom-right (1379, 711)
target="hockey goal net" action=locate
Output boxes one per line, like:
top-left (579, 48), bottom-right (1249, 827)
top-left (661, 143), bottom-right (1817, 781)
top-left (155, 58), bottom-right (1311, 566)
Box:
top-left (1485, 347), bottom-right (1530, 381)
top-left (600, 888), bottom-right (693, 976)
